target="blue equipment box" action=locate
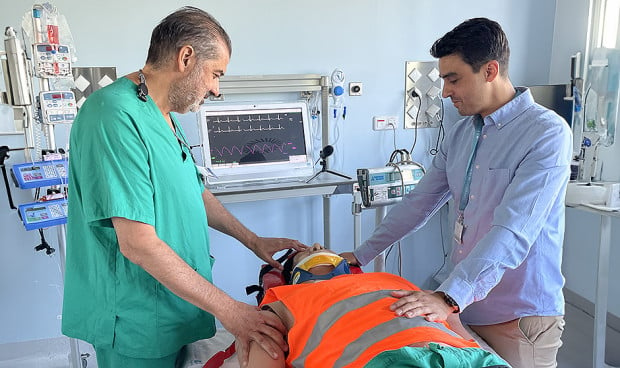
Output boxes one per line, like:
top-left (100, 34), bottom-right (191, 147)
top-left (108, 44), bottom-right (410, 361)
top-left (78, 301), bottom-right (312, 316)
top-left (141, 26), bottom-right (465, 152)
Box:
top-left (18, 198), bottom-right (67, 231)
top-left (11, 159), bottom-right (68, 189)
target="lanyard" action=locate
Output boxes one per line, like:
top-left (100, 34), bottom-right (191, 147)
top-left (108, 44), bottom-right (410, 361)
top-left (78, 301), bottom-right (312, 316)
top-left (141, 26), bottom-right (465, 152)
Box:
top-left (171, 115), bottom-right (196, 163)
top-left (458, 115), bottom-right (484, 212)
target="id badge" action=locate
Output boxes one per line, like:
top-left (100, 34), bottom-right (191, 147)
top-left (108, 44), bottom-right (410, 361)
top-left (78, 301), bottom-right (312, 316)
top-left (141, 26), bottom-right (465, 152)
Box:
top-left (453, 213), bottom-right (465, 244)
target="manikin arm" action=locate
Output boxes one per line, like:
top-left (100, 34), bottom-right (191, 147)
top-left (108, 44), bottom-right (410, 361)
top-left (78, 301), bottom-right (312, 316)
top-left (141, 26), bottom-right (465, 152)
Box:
top-left (247, 301), bottom-right (292, 368)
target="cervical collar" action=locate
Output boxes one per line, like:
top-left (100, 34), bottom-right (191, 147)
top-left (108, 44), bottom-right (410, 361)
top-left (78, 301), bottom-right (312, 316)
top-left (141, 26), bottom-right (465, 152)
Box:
top-left (291, 252), bottom-right (351, 284)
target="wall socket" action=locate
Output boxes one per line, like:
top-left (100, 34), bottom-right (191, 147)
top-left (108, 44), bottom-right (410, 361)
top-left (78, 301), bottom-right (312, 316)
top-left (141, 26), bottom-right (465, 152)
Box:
top-left (373, 116), bottom-right (398, 130)
top-left (349, 82), bottom-right (363, 96)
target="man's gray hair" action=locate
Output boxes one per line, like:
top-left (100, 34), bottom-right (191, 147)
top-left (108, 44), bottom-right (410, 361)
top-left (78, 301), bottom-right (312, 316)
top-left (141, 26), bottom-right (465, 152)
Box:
top-left (146, 6), bottom-right (232, 68)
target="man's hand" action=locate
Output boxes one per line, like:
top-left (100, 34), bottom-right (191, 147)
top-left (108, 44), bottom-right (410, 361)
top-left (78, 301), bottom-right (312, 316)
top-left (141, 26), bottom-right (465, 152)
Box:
top-left (249, 237), bottom-right (308, 270)
top-left (390, 290), bottom-right (454, 322)
top-left (218, 301), bottom-right (288, 367)
top-left (340, 251), bottom-right (360, 266)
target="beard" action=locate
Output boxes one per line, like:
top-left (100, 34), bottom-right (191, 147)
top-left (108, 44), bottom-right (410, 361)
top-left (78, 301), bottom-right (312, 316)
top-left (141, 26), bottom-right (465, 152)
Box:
top-left (168, 64), bottom-right (204, 113)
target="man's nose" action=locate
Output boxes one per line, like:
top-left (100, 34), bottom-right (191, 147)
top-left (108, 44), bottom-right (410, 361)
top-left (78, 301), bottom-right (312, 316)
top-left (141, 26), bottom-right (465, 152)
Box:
top-left (442, 84), bottom-right (451, 98)
top-left (208, 83), bottom-right (221, 98)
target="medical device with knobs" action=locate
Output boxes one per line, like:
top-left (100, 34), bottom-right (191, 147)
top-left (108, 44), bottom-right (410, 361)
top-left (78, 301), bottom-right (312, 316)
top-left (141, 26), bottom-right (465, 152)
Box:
top-left (356, 163), bottom-right (425, 208)
top-left (38, 91), bottom-right (77, 124)
top-left (11, 158), bottom-right (68, 189)
top-left (353, 161), bottom-right (426, 273)
top-left (18, 198), bottom-right (67, 231)
top-left (33, 43), bottom-right (72, 77)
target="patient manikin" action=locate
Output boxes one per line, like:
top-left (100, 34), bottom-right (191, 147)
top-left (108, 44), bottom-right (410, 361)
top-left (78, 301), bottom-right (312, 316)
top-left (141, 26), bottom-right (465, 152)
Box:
top-left (246, 244), bottom-right (510, 368)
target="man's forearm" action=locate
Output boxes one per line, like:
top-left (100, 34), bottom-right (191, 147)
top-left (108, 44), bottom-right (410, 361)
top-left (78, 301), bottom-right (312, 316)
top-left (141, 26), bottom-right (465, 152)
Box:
top-left (113, 216), bottom-right (236, 317)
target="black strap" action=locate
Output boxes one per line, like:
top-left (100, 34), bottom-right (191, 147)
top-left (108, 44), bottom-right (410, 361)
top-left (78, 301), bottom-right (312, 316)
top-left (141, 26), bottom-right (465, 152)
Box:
top-left (245, 249), bottom-right (294, 301)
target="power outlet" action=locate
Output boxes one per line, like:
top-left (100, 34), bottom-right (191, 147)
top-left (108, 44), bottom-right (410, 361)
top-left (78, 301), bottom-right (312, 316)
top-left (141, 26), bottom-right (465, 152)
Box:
top-left (349, 82), bottom-right (363, 96)
top-left (373, 116), bottom-right (398, 130)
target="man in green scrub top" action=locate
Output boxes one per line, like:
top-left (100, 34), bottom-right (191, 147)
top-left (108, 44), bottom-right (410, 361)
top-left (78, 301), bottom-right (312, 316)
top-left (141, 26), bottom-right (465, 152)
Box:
top-left (62, 7), bottom-right (306, 368)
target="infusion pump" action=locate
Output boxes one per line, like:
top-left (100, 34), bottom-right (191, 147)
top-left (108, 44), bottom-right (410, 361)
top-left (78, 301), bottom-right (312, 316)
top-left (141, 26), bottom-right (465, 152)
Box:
top-left (355, 163), bottom-right (425, 208)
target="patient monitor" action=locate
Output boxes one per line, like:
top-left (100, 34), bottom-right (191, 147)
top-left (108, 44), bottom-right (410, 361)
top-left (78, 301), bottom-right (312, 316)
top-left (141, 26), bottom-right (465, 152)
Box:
top-left (198, 101), bottom-right (315, 186)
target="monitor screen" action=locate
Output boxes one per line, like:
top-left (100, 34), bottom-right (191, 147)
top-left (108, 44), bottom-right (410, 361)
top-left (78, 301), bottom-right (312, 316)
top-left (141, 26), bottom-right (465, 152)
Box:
top-left (199, 102), bottom-right (315, 185)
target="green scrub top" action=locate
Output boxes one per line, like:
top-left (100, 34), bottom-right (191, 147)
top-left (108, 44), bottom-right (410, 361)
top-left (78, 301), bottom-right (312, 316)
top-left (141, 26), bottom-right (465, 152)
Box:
top-left (62, 77), bottom-right (216, 358)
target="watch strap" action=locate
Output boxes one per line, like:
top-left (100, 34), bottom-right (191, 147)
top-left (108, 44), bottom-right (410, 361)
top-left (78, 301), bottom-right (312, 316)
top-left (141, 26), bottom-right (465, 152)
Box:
top-left (442, 292), bottom-right (460, 313)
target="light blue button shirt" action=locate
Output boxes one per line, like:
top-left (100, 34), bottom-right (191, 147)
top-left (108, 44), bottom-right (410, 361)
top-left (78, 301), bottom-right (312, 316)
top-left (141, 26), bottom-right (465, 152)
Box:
top-left (354, 87), bottom-right (572, 325)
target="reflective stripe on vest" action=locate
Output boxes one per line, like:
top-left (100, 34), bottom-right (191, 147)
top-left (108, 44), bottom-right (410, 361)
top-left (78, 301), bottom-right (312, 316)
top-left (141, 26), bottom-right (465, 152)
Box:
top-left (334, 315), bottom-right (460, 367)
top-left (291, 290), bottom-right (460, 368)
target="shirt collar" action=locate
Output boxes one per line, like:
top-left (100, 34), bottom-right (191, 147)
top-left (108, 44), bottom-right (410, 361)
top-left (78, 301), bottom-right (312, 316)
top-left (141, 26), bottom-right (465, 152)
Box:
top-left (485, 86), bottom-right (533, 130)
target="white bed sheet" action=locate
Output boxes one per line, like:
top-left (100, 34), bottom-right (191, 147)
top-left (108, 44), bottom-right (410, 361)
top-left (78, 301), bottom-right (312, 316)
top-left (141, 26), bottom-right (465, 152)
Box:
top-left (182, 326), bottom-right (498, 368)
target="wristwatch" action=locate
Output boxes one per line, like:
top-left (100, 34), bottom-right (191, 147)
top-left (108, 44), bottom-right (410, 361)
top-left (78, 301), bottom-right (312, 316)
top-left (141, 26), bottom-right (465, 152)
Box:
top-left (440, 292), bottom-right (460, 313)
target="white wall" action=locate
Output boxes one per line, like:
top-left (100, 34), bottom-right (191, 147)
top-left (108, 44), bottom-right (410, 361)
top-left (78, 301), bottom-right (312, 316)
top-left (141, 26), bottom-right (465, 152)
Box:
top-left (0, 0), bottom-right (592, 345)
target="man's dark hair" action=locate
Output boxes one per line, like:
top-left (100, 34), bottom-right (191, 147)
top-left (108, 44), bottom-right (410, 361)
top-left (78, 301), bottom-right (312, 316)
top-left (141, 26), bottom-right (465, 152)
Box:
top-left (430, 17), bottom-right (510, 76)
top-left (146, 6), bottom-right (232, 68)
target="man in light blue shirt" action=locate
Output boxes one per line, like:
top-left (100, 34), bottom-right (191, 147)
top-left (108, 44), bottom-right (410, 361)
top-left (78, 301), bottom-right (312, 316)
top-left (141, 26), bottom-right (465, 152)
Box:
top-left (342, 18), bottom-right (571, 368)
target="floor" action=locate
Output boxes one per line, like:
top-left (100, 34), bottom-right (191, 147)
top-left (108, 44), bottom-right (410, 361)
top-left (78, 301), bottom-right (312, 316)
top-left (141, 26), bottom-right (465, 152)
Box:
top-left (0, 302), bottom-right (619, 368)
top-left (558, 302), bottom-right (620, 368)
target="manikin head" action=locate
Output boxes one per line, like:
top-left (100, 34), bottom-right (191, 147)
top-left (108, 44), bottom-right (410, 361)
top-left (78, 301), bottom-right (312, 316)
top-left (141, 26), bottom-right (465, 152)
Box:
top-left (282, 244), bottom-right (351, 285)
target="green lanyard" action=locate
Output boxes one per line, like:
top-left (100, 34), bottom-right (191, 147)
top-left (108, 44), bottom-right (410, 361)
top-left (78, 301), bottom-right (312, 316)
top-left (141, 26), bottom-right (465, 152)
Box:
top-left (459, 115), bottom-right (484, 212)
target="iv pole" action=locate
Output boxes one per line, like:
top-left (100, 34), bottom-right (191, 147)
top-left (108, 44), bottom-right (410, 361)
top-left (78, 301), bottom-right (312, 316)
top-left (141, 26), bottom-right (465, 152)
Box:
top-left (2, 5), bottom-right (83, 368)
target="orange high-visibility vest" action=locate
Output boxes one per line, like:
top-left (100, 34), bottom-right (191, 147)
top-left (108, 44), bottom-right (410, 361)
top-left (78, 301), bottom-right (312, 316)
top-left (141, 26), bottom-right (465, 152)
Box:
top-left (262, 272), bottom-right (480, 368)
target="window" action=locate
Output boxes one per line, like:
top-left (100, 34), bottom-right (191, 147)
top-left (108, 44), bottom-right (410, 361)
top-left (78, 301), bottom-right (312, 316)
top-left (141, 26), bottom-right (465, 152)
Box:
top-left (596, 0), bottom-right (620, 48)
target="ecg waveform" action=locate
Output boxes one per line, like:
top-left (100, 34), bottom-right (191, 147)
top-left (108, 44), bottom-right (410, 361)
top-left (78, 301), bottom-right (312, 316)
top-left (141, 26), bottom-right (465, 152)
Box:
top-left (211, 142), bottom-right (298, 158)
top-left (210, 124), bottom-right (285, 134)
top-left (206, 109), bottom-right (306, 166)
top-left (209, 113), bottom-right (290, 124)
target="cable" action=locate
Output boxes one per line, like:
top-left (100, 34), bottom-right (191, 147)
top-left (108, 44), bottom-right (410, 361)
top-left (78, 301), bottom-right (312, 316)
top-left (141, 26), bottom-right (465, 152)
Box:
top-left (409, 96), bottom-right (422, 153)
top-left (386, 244), bottom-right (395, 266)
top-left (429, 98), bottom-right (445, 156)
top-left (390, 122), bottom-right (397, 151)
top-left (387, 149), bottom-right (426, 174)
top-left (385, 241), bottom-right (402, 277)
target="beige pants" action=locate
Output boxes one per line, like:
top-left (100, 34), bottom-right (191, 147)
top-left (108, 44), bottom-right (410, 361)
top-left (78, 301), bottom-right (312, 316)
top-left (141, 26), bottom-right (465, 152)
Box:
top-left (469, 316), bottom-right (565, 368)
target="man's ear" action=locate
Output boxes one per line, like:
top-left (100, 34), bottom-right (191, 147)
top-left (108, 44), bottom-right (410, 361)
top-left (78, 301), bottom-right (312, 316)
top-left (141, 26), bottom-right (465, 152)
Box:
top-left (177, 45), bottom-right (194, 72)
top-left (485, 60), bottom-right (500, 82)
